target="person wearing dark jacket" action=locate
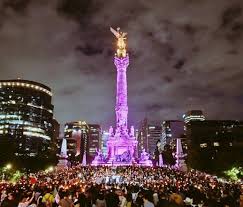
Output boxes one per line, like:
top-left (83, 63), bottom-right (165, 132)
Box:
top-left (1, 193), bottom-right (18, 207)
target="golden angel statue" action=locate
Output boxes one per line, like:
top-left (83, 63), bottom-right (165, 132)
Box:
top-left (110, 27), bottom-right (127, 57)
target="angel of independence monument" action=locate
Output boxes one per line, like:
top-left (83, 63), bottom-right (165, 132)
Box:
top-left (92, 27), bottom-right (152, 166)
top-left (105, 27), bottom-right (138, 165)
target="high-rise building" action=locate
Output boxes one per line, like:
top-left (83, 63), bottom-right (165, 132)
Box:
top-left (147, 125), bottom-right (162, 154)
top-left (64, 121), bottom-right (101, 163)
top-left (137, 118), bottom-right (149, 155)
top-left (137, 119), bottom-right (162, 155)
top-left (0, 79), bottom-right (56, 162)
top-left (64, 121), bottom-right (89, 159)
top-left (88, 124), bottom-right (101, 158)
top-left (101, 130), bottom-right (109, 155)
top-left (186, 120), bottom-right (243, 172)
top-left (52, 118), bottom-right (60, 143)
top-left (183, 110), bottom-right (205, 123)
top-left (161, 120), bottom-right (185, 150)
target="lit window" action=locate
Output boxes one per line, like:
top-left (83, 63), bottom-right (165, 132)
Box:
top-left (23, 131), bottom-right (51, 140)
top-left (200, 143), bottom-right (207, 148)
top-left (213, 142), bottom-right (219, 147)
top-left (229, 142), bottom-right (233, 146)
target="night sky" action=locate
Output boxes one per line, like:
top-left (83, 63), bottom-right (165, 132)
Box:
top-left (1, 0), bottom-right (243, 128)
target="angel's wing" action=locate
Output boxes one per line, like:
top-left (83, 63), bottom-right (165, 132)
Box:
top-left (110, 27), bottom-right (120, 39)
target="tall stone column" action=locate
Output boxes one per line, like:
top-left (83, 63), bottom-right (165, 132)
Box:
top-left (114, 55), bottom-right (129, 133)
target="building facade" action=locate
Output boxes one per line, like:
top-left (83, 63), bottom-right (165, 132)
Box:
top-left (0, 79), bottom-right (57, 165)
top-left (147, 125), bottom-right (162, 154)
top-left (186, 120), bottom-right (243, 172)
top-left (183, 110), bottom-right (205, 123)
top-left (64, 121), bottom-right (89, 159)
top-left (101, 130), bottom-right (109, 155)
top-left (137, 119), bottom-right (149, 156)
top-left (137, 119), bottom-right (162, 155)
top-left (161, 120), bottom-right (185, 150)
top-left (64, 121), bottom-right (101, 163)
top-left (88, 124), bottom-right (101, 158)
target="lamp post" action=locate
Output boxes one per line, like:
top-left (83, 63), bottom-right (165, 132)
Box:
top-left (2, 163), bottom-right (12, 181)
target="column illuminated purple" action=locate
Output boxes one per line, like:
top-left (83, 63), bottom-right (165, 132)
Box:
top-left (114, 55), bottom-right (129, 133)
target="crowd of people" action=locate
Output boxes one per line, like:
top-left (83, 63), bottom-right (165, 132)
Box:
top-left (0, 166), bottom-right (242, 207)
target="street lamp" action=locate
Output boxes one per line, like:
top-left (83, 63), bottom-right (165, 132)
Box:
top-left (2, 163), bottom-right (12, 181)
top-left (5, 164), bottom-right (12, 170)
top-left (45, 166), bottom-right (54, 173)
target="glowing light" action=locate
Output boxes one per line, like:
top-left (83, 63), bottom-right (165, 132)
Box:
top-left (23, 131), bottom-right (51, 140)
top-left (0, 114), bottom-right (21, 119)
top-left (27, 103), bottom-right (53, 113)
top-left (184, 115), bottom-right (205, 123)
top-left (5, 164), bottom-right (12, 170)
top-left (24, 126), bottom-right (45, 133)
top-left (200, 143), bottom-right (207, 148)
top-left (45, 166), bottom-right (54, 173)
top-left (0, 81), bottom-right (52, 96)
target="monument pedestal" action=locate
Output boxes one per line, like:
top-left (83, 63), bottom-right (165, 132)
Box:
top-left (107, 131), bottom-right (138, 166)
top-left (138, 149), bottom-right (153, 167)
top-left (57, 158), bottom-right (68, 169)
top-left (57, 138), bottom-right (68, 169)
top-left (175, 138), bottom-right (187, 171)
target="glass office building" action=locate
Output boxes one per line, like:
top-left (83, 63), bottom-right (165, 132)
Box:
top-left (0, 79), bottom-right (55, 158)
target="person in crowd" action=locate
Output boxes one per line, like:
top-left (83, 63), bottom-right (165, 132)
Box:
top-left (105, 189), bottom-right (119, 207)
top-left (58, 191), bottom-right (74, 207)
top-left (169, 193), bottom-right (184, 206)
top-left (42, 188), bottom-right (55, 207)
top-left (0, 190), bottom-right (7, 206)
top-left (0, 166), bottom-right (241, 207)
top-left (1, 192), bottom-right (18, 207)
top-left (143, 193), bottom-right (154, 207)
top-left (126, 193), bottom-right (133, 207)
top-left (119, 190), bottom-right (127, 207)
top-left (18, 191), bottom-right (35, 207)
top-left (157, 193), bottom-right (169, 207)
top-left (135, 192), bottom-right (144, 207)
top-left (95, 192), bottom-right (106, 207)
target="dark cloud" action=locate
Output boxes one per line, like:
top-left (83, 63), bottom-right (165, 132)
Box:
top-left (221, 4), bottom-right (242, 27)
top-left (140, 86), bottom-right (157, 94)
top-left (182, 24), bottom-right (197, 36)
top-left (1, 0), bottom-right (243, 129)
top-left (163, 76), bottom-right (173, 83)
top-left (56, 85), bottom-right (83, 96)
top-left (145, 104), bottom-right (162, 112)
top-left (173, 58), bottom-right (186, 70)
top-left (57, 0), bottom-right (97, 21)
top-left (226, 22), bottom-right (243, 42)
top-left (76, 44), bottom-right (103, 56)
top-left (1, 0), bottom-right (30, 13)
top-left (227, 49), bottom-right (238, 55)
